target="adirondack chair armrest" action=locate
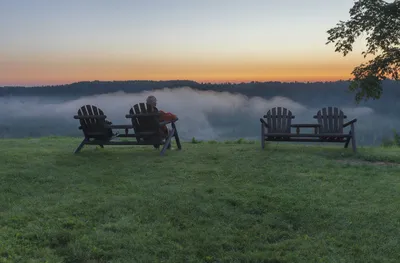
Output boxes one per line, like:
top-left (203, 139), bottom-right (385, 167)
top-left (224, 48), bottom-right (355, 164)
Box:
top-left (74, 115), bottom-right (107, 120)
top-left (264, 115), bottom-right (295, 119)
top-left (259, 118), bottom-right (269, 127)
top-left (313, 115), bottom-right (348, 119)
top-left (125, 113), bottom-right (161, 118)
top-left (159, 118), bottom-right (179, 127)
top-left (343, 118), bottom-right (357, 127)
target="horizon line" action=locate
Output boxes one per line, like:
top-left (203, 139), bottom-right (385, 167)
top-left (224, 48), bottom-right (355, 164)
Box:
top-left (1, 78), bottom-right (358, 88)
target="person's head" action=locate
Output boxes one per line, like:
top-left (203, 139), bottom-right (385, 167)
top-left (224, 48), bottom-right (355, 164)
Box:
top-left (146, 95), bottom-right (157, 107)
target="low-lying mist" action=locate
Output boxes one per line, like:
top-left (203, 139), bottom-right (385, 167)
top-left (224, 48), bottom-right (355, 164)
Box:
top-left (0, 86), bottom-right (398, 146)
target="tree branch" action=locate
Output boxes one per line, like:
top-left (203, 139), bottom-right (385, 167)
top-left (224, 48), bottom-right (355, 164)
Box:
top-left (326, 0), bottom-right (400, 103)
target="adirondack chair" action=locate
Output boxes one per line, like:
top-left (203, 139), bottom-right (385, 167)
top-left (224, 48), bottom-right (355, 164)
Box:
top-left (259, 107), bottom-right (295, 149)
top-left (73, 105), bottom-right (117, 153)
top-left (313, 107), bottom-right (357, 152)
top-left (124, 103), bottom-right (182, 156)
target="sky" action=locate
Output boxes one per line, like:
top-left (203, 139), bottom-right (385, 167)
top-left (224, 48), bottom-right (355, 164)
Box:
top-left (0, 0), bottom-right (370, 86)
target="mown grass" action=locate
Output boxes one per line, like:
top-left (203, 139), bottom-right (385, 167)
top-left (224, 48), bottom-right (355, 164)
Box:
top-left (0, 137), bottom-right (399, 263)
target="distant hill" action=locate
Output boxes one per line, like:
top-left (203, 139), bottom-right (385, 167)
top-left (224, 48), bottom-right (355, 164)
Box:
top-left (1, 79), bottom-right (399, 115)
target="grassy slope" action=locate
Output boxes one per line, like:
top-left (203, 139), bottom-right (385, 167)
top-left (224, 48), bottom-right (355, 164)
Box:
top-left (0, 137), bottom-right (399, 263)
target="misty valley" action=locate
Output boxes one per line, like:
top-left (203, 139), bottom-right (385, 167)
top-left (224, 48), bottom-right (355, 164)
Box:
top-left (1, 80), bottom-right (399, 146)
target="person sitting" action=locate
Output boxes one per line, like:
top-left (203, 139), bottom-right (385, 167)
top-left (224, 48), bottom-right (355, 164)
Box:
top-left (146, 95), bottom-right (177, 138)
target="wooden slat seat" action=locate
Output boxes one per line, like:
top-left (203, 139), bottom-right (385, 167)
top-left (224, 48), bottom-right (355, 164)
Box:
top-left (124, 103), bottom-right (182, 156)
top-left (313, 107), bottom-right (357, 152)
top-left (73, 105), bottom-right (115, 145)
top-left (265, 133), bottom-right (352, 138)
top-left (260, 107), bottom-right (294, 149)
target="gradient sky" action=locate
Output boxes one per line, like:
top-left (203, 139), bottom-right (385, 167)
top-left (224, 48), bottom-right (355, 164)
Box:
top-left (0, 0), bottom-right (369, 86)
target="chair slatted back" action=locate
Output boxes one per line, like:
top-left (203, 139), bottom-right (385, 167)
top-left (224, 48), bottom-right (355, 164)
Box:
top-left (314, 107), bottom-right (346, 134)
top-left (264, 107), bottom-right (294, 133)
top-left (128, 103), bottom-right (161, 139)
top-left (76, 105), bottom-right (112, 140)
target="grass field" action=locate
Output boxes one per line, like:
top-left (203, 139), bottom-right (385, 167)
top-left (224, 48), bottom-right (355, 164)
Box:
top-left (0, 137), bottom-right (399, 263)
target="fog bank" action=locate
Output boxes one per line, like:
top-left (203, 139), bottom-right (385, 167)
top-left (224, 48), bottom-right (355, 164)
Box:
top-left (0, 87), bottom-right (397, 145)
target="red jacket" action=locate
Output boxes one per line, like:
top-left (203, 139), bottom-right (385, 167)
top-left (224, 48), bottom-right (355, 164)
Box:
top-left (159, 110), bottom-right (177, 135)
top-left (159, 110), bottom-right (177, 122)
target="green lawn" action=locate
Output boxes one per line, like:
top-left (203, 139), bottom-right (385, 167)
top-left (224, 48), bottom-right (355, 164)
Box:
top-left (0, 137), bottom-right (399, 263)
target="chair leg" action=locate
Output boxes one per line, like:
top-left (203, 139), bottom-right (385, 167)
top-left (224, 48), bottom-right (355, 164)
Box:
top-left (74, 138), bottom-right (87, 154)
top-left (344, 134), bottom-right (351, 148)
top-left (351, 137), bottom-right (357, 153)
top-left (167, 139), bottom-right (172, 149)
top-left (261, 123), bottom-right (265, 149)
top-left (160, 128), bottom-right (175, 156)
top-left (351, 124), bottom-right (357, 153)
top-left (172, 122), bottom-right (182, 150)
top-left (166, 129), bottom-right (172, 150)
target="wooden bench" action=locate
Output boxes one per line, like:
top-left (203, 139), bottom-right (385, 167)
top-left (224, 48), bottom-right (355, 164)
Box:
top-left (260, 107), bottom-right (357, 152)
top-left (73, 103), bottom-right (182, 156)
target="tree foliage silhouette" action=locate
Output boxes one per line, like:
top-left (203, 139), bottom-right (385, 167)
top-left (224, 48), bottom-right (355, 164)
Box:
top-left (326, 0), bottom-right (400, 103)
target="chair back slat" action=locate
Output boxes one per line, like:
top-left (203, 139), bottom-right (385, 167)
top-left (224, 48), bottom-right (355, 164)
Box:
top-left (76, 105), bottom-right (112, 140)
top-left (263, 107), bottom-right (294, 133)
top-left (129, 103), bottom-right (160, 132)
top-left (314, 107), bottom-right (346, 134)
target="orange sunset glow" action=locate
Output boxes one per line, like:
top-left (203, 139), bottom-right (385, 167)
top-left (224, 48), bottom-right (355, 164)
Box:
top-left (0, 0), bottom-right (368, 86)
top-left (1, 52), bottom-right (366, 86)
